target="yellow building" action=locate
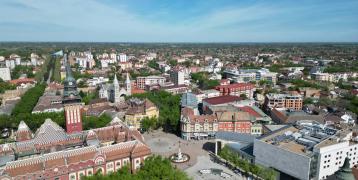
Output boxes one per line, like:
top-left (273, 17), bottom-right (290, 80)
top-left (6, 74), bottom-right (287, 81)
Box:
top-left (125, 98), bottom-right (159, 130)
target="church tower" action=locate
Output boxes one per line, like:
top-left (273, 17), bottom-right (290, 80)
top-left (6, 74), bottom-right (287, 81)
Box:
top-left (126, 72), bottom-right (131, 96)
top-left (113, 74), bottom-right (121, 103)
top-left (63, 54), bottom-right (83, 134)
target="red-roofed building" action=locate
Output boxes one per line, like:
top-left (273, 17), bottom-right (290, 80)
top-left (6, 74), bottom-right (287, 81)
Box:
top-left (238, 106), bottom-right (261, 118)
top-left (202, 95), bottom-right (242, 114)
top-left (9, 78), bottom-right (36, 86)
top-left (215, 83), bottom-right (255, 99)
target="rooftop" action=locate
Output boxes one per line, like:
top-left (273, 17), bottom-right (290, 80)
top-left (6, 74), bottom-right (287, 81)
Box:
top-left (203, 95), bottom-right (242, 105)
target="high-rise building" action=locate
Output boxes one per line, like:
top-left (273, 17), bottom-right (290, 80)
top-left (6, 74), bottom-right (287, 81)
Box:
top-left (170, 68), bottom-right (185, 86)
top-left (119, 53), bottom-right (127, 63)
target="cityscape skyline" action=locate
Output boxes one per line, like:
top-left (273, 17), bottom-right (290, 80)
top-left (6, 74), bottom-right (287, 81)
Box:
top-left (0, 0), bottom-right (357, 42)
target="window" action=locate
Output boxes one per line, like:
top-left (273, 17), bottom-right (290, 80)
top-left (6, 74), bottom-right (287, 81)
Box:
top-left (70, 174), bottom-right (76, 180)
top-left (116, 161), bottom-right (121, 167)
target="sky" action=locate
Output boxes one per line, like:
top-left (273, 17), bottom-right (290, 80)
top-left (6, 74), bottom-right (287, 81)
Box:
top-left (0, 0), bottom-right (357, 42)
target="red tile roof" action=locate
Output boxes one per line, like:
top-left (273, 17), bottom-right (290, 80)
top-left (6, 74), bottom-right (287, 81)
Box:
top-left (215, 82), bottom-right (255, 90)
top-left (203, 95), bottom-right (242, 105)
top-left (239, 106), bottom-right (261, 117)
top-left (9, 78), bottom-right (36, 85)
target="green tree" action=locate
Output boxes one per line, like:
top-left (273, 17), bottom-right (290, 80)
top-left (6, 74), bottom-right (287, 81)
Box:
top-left (130, 90), bottom-right (181, 133)
top-left (83, 155), bottom-right (190, 180)
top-left (240, 94), bottom-right (248, 100)
top-left (12, 83), bottom-right (46, 116)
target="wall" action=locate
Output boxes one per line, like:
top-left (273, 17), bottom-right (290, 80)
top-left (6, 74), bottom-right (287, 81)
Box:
top-left (253, 139), bottom-right (311, 180)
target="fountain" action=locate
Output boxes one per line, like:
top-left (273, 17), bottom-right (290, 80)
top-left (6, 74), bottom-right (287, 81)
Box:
top-left (170, 141), bottom-right (190, 163)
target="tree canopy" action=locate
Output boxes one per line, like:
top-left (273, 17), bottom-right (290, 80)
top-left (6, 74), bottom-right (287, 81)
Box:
top-left (130, 90), bottom-right (181, 133)
top-left (83, 155), bottom-right (191, 180)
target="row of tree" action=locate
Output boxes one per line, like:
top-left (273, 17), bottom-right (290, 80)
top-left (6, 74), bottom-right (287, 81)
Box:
top-left (83, 155), bottom-right (190, 180)
top-left (219, 146), bottom-right (277, 180)
top-left (11, 83), bottom-right (46, 116)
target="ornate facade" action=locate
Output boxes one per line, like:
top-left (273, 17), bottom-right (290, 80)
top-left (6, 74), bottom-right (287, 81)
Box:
top-left (0, 119), bottom-right (151, 180)
top-left (125, 98), bottom-right (159, 130)
top-left (99, 73), bottom-right (131, 103)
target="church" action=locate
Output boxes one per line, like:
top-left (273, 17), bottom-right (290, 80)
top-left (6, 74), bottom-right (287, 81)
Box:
top-left (99, 73), bottom-right (131, 103)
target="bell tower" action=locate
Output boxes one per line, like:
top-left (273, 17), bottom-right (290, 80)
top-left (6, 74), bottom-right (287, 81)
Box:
top-left (63, 53), bottom-right (83, 134)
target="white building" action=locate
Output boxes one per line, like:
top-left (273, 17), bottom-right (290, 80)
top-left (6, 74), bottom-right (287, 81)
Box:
top-left (5, 59), bottom-right (15, 69)
top-left (194, 89), bottom-right (220, 103)
top-left (136, 76), bottom-right (166, 90)
top-left (206, 58), bottom-right (223, 74)
top-left (0, 67), bottom-right (11, 81)
top-left (146, 53), bottom-right (157, 61)
top-left (254, 123), bottom-right (358, 180)
top-left (119, 53), bottom-right (127, 63)
top-left (314, 130), bottom-right (358, 179)
top-left (170, 68), bottom-right (185, 86)
top-left (224, 68), bottom-right (278, 84)
top-left (87, 77), bottom-right (109, 87)
top-left (76, 51), bottom-right (95, 69)
top-left (110, 53), bottom-right (117, 61)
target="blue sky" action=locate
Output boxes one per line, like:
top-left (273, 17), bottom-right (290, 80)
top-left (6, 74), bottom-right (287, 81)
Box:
top-left (0, 0), bottom-right (357, 42)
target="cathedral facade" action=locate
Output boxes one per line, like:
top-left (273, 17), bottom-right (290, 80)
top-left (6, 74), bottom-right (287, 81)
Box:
top-left (99, 73), bottom-right (131, 103)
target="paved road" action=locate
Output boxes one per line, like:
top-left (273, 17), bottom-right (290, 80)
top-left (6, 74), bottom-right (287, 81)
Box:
top-left (46, 68), bottom-right (53, 84)
top-left (185, 155), bottom-right (245, 180)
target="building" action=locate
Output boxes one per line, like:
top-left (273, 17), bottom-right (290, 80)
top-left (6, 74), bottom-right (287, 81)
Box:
top-left (181, 92), bottom-right (199, 108)
top-left (5, 59), bottom-right (15, 69)
top-left (180, 107), bottom-right (218, 140)
top-left (264, 93), bottom-right (303, 111)
top-left (169, 68), bottom-right (185, 86)
top-left (209, 107), bottom-right (252, 134)
top-left (0, 67), bottom-right (11, 81)
top-left (202, 95), bottom-right (242, 112)
top-left (136, 76), bottom-right (166, 90)
top-left (124, 98), bottom-right (159, 130)
top-left (75, 51), bottom-right (95, 69)
top-left (99, 73), bottom-right (131, 103)
top-left (0, 119), bottom-right (151, 180)
top-left (270, 108), bottom-right (324, 124)
top-left (119, 53), bottom-right (127, 63)
top-left (161, 84), bottom-right (189, 95)
top-left (194, 89), bottom-right (220, 103)
top-left (180, 103), bottom-right (271, 139)
top-left (224, 68), bottom-right (278, 84)
top-left (215, 83), bottom-right (255, 99)
top-left (32, 95), bottom-right (63, 113)
top-left (254, 123), bottom-right (358, 180)
top-left (214, 131), bottom-right (256, 163)
top-left (298, 87), bottom-right (321, 99)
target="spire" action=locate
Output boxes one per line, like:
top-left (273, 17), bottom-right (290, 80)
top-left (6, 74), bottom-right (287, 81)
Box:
top-left (126, 72), bottom-right (130, 83)
top-left (18, 121), bottom-right (30, 132)
top-left (114, 74), bottom-right (119, 86)
top-left (126, 72), bottom-right (131, 95)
